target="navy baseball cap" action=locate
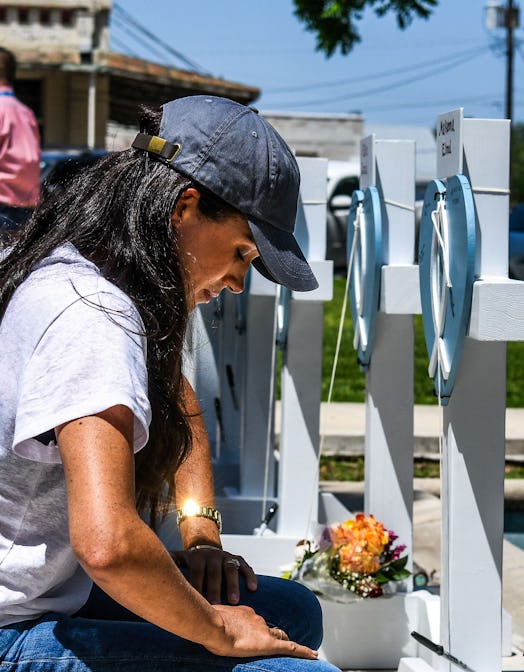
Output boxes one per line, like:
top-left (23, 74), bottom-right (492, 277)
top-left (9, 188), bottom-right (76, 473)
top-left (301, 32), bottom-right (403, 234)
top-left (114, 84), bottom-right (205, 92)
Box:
top-left (131, 95), bottom-right (318, 292)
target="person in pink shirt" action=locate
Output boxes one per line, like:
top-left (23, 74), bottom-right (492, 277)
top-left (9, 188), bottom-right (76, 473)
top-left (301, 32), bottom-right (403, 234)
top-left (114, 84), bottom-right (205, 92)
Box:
top-left (0, 47), bottom-right (40, 231)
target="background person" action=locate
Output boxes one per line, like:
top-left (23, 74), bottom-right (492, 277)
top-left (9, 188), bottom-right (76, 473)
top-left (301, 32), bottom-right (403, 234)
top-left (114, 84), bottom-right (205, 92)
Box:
top-left (0, 47), bottom-right (40, 232)
top-left (0, 95), bottom-right (340, 672)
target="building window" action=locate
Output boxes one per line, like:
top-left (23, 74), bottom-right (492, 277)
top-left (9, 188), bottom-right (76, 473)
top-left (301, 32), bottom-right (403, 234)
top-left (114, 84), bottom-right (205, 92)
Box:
top-left (18, 7), bottom-right (29, 24)
top-left (62, 9), bottom-right (73, 26)
top-left (40, 8), bottom-right (51, 25)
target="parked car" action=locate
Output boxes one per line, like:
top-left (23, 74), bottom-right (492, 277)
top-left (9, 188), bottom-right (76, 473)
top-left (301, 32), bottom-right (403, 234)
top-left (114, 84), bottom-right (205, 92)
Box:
top-left (325, 160), bottom-right (360, 272)
top-left (325, 159), bottom-right (428, 272)
top-left (509, 203), bottom-right (524, 280)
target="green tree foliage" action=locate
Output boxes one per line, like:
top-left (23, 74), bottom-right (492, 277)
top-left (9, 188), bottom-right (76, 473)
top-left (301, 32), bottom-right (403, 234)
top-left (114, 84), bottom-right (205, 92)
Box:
top-left (292, 0), bottom-right (438, 56)
top-left (511, 123), bottom-right (524, 204)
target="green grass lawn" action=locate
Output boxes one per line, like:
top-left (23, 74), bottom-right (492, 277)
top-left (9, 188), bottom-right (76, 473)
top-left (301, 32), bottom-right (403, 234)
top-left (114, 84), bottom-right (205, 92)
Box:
top-left (319, 456), bottom-right (524, 481)
top-left (323, 278), bottom-right (524, 407)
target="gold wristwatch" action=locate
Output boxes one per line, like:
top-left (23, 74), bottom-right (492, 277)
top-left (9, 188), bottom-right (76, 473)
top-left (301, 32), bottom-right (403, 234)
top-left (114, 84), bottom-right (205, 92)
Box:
top-left (175, 501), bottom-right (222, 534)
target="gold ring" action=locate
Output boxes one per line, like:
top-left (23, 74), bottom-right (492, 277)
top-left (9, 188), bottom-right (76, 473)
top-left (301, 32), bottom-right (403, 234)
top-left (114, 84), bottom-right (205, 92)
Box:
top-left (225, 558), bottom-right (241, 569)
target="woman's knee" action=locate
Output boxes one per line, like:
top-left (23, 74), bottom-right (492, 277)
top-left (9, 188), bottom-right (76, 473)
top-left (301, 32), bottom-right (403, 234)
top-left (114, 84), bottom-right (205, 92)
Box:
top-left (239, 575), bottom-right (324, 649)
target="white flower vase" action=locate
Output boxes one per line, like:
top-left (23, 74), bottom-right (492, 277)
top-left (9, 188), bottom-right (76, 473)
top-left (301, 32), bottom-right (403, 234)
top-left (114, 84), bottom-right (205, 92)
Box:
top-left (296, 556), bottom-right (363, 604)
top-left (317, 591), bottom-right (422, 670)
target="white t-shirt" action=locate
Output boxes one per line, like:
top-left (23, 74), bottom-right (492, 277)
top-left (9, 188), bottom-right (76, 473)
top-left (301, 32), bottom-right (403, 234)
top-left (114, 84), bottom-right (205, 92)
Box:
top-left (0, 243), bottom-right (151, 626)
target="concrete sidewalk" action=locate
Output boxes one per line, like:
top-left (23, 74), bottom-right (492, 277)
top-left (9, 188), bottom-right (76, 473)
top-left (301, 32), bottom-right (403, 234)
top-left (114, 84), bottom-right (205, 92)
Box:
top-left (316, 402), bottom-right (524, 457)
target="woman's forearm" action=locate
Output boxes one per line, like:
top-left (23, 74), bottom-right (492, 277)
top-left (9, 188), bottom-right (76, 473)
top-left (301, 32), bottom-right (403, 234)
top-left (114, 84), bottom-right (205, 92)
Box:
top-left (175, 377), bottom-right (221, 549)
top-left (78, 511), bottom-right (228, 647)
top-left (57, 406), bottom-right (227, 647)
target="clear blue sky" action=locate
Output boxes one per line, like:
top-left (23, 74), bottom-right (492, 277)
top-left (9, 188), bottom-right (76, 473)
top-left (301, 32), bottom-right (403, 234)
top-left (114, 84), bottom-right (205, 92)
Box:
top-left (110, 0), bottom-right (523, 127)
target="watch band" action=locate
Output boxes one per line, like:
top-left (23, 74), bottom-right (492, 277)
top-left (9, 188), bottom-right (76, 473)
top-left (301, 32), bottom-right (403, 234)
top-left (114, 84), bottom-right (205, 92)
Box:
top-left (175, 505), bottom-right (222, 534)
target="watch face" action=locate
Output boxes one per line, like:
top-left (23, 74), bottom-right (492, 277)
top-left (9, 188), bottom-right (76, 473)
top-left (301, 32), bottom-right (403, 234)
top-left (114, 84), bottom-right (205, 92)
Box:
top-left (180, 499), bottom-right (201, 517)
top-left (175, 503), bottom-right (222, 533)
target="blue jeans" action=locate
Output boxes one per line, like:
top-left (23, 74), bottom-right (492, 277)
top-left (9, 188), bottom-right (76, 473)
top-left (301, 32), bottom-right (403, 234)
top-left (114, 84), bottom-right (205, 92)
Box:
top-left (0, 576), bottom-right (341, 672)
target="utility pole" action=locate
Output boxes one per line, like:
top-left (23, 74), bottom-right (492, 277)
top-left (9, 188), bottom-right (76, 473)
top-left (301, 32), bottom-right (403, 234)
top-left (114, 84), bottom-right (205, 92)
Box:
top-left (505, 0), bottom-right (519, 123)
top-left (485, 0), bottom-right (520, 194)
top-left (485, 0), bottom-right (520, 123)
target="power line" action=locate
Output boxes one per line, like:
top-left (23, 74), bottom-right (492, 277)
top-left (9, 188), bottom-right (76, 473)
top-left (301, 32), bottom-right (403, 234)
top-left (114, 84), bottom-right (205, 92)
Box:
top-left (362, 93), bottom-right (506, 113)
top-left (112, 3), bottom-right (203, 71)
top-left (110, 34), bottom-right (141, 59)
top-left (264, 44), bottom-right (487, 94)
top-left (112, 15), bottom-right (175, 65)
top-left (263, 47), bottom-right (488, 109)
top-left (111, 3), bottom-right (212, 75)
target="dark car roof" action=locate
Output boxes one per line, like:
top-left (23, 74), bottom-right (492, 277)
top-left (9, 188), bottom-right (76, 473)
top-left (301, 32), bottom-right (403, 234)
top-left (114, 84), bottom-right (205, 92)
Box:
top-left (40, 149), bottom-right (111, 197)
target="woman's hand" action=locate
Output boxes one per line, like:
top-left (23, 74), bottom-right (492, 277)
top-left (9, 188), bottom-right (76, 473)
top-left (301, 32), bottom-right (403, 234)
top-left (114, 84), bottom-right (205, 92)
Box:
top-left (173, 547), bottom-right (257, 605)
top-left (206, 603), bottom-right (318, 659)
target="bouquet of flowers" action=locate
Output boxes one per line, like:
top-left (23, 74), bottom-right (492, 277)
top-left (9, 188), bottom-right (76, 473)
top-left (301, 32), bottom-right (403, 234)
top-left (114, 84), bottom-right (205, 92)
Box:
top-left (283, 514), bottom-right (411, 603)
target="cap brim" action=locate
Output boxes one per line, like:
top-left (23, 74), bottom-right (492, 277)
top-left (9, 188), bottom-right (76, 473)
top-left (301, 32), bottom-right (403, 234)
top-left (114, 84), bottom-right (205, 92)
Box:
top-left (248, 220), bottom-right (319, 292)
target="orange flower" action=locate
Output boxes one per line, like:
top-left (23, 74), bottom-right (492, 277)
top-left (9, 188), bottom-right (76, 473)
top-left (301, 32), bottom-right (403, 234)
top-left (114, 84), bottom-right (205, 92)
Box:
top-left (330, 514), bottom-right (389, 575)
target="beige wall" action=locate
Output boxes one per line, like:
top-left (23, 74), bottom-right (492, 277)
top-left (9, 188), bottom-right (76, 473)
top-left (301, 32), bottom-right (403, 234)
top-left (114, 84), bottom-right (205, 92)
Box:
top-left (65, 71), bottom-right (109, 146)
top-left (42, 70), bottom-right (69, 145)
top-left (0, 1), bottom-right (112, 55)
top-left (20, 66), bottom-right (109, 147)
top-left (262, 113), bottom-right (364, 162)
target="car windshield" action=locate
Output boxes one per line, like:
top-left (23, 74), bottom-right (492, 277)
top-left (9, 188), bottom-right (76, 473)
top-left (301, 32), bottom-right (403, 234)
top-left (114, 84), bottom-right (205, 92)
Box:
top-left (332, 176), bottom-right (359, 199)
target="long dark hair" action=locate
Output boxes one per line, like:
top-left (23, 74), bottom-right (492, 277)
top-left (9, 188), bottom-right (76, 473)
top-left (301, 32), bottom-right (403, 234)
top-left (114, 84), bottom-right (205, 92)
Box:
top-left (0, 106), bottom-right (238, 526)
